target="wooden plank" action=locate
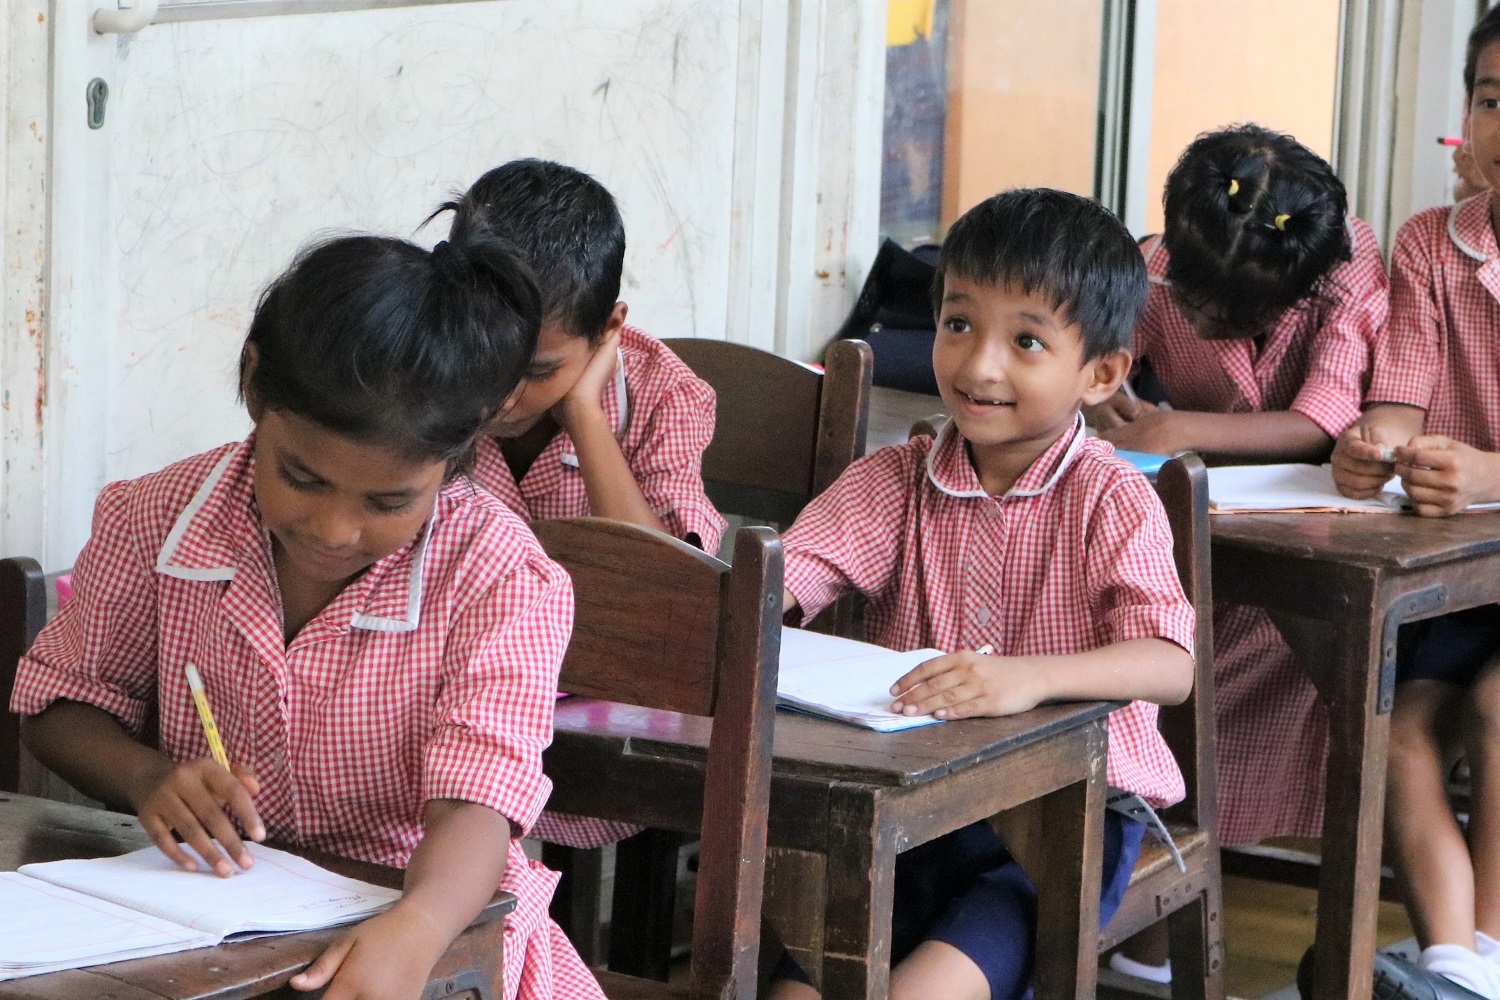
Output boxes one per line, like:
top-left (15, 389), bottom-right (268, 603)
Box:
top-left (1212, 510), bottom-right (1500, 570)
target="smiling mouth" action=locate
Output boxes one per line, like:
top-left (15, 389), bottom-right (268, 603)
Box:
top-left (958, 390), bottom-right (1016, 407)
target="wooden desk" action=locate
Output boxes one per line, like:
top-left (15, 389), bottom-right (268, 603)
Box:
top-left (0, 793), bottom-right (516, 1000)
top-left (1212, 511), bottom-right (1500, 1000)
top-left (546, 696), bottom-right (1114, 1000)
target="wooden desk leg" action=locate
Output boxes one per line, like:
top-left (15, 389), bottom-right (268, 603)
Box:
top-left (1033, 719), bottom-right (1105, 1000)
top-left (821, 783), bottom-right (896, 1000)
top-left (1310, 610), bottom-right (1390, 1000)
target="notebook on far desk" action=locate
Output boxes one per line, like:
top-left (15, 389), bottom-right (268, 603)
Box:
top-left (0, 841), bottom-right (400, 981)
top-left (1207, 462), bottom-right (1500, 514)
top-left (778, 627), bottom-right (944, 732)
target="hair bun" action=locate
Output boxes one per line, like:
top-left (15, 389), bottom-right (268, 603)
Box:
top-left (430, 239), bottom-right (470, 281)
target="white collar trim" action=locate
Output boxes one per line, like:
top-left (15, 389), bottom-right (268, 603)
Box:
top-left (156, 450), bottom-right (238, 582)
top-left (924, 413), bottom-right (1087, 500)
top-left (1448, 198), bottom-right (1491, 263)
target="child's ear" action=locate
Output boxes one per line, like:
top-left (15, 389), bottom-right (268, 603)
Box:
top-left (240, 343), bottom-right (266, 422)
top-left (1081, 349), bottom-right (1132, 406)
top-left (605, 301), bottom-right (628, 337)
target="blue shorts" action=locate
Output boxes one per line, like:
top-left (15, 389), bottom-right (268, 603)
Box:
top-left (1395, 604), bottom-right (1500, 688)
top-left (775, 812), bottom-right (1145, 1000)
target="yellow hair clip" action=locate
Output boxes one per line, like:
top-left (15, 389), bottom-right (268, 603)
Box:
top-left (1228, 178), bottom-right (1240, 196)
top-left (1274, 213), bottom-right (1292, 231)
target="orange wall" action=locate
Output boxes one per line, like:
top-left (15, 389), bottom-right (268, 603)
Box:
top-left (1145, 0), bottom-right (1341, 232)
top-left (942, 0), bottom-right (1104, 228)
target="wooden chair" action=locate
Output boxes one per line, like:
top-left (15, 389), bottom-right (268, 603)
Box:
top-left (662, 338), bottom-right (874, 532)
top-left (533, 518), bottom-right (781, 1000)
top-left (0, 556), bottom-right (47, 795)
top-left (544, 339), bottom-right (872, 976)
top-left (1094, 453), bottom-right (1224, 999)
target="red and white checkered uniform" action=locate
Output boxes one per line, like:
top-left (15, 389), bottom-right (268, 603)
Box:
top-left (471, 325), bottom-right (726, 550)
top-left (1133, 218), bottom-right (1387, 438)
top-left (782, 417), bottom-right (1193, 808)
top-left (1133, 220), bottom-right (1388, 845)
top-left (471, 325), bottom-right (723, 850)
top-left (1368, 193), bottom-right (1500, 449)
top-left (10, 439), bottom-right (602, 1000)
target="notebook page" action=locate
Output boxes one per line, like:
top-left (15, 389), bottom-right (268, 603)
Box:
top-left (20, 841), bottom-right (401, 938)
top-left (778, 627), bottom-right (944, 731)
top-left (1206, 464), bottom-right (1396, 512)
top-left (0, 872), bottom-right (217, 980)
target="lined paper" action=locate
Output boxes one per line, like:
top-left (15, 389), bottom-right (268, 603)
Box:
top-left (778, 627), bottom-right (944, 732)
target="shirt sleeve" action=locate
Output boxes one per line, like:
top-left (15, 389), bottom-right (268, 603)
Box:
top-left (629, 373), bottom-right (728, 553)
top-left (421, 554), bottom-right (573, 835)
top-left (1084, 474), bottom-right (1196, 654)
top-left (9, 482), bottom-right (161, 735)
top-left (1289, 221), bottom-right (1387, 436)
top-left (1367, 216), bottom-right (1443, 411)
top-left (781, 444), bottom-right (915, 624)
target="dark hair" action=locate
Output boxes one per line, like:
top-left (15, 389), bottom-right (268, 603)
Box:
top-left (432, 159), bottom-right (625, 344)
top-left (1466, 6), bottom-right (1500, 97)
top-left (239, 233), bottom-right (540, 466)
top-left (1162, 124), bottom-right (1350, 335)
top-left (932, 188), bottom-right (1148, 360)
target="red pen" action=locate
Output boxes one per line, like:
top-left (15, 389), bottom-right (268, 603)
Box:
top-left (1439, 136), bottom-right (1464, 147)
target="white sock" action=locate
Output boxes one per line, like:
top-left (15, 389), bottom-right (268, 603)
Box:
top-left (1108, 952), bottom-right (1173, 984)
top-left (1420, 944), bottom-right (1500, 999)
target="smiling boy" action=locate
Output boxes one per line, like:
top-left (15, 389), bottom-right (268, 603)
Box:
top-left (769, 189), bottom-right (1195, 1000)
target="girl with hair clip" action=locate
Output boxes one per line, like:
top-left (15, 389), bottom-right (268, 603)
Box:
top-left (9, 234), bottom-right (605, 1000)
top-left (1086, 123), bottom-right (1389, 982)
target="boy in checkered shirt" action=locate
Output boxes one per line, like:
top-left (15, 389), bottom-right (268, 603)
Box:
top-left (1329, 9), bottom-right (1500, 998)
top-left (433, 159), bottom-right (725, 850)
top-left (768, 189), bottom-right (1196, 1000)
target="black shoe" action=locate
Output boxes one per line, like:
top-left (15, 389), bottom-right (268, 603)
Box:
top-left (1296, 946), bottom-right (1489, 1000)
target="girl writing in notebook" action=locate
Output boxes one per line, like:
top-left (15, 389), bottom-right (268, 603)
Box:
top-left (1085, 125), bottom-right (1389, 986)
top-left (9, 235), bottom-right (604, 1000)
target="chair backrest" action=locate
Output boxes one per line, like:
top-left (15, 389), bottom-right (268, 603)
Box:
top-left (0, 557), bottom-right (47, 793)
top-left (530, 519), bottom-right (782, 999)
top-left (1152, 454), bottom-right (1215, 832)
top-left (662, 338), bottom-right (874, 526)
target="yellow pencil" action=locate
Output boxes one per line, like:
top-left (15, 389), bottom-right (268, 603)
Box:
top-left (184, 663), bottom-right (230, 770)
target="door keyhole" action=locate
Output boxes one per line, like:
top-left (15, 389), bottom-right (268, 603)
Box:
top-left (86, 78), bottom-right (109, 129)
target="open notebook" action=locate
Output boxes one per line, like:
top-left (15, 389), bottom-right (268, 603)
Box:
top-left (0, 841), bottom-right (400, 981)
top-left (778, 627), bottom-right (945, 732)
top-left (1207, 463), bottom-right (1500, 513)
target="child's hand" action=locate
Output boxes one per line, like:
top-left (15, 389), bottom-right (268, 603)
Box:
top-left (1085, 390), bottom-right (1155, 431)
top-left (889, 650), bottom-right (1047, 720)
top-left (1396, 436), bottom-right (1500, 516)
top-left (1098, 410), bottom-right (1180, 456)
top-left (1331, 425), bottom-right (1397, 499)
top-left (552, 327), bottom-right (622, 434)
top-left (132, 758), bottom-right (264, 878)
top-left (291, 905), bottom-right (448, 1000)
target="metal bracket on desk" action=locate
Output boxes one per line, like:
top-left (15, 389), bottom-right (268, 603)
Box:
top-left (1379, 585), bottom-right (1448, 713)
top-left (421, 970), bottom-right (488, 1000)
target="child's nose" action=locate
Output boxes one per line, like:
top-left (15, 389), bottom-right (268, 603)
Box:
top-left (307, 506), bottom-right (362, 549)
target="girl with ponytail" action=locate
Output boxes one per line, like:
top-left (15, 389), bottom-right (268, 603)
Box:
top-left (1093, 125), bottom-right (1389, 856)
top-left (12, 233), bottom-right (607, 999)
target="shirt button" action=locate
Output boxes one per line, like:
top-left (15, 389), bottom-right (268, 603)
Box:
top-left (974, 606), bottom-right (992, 625)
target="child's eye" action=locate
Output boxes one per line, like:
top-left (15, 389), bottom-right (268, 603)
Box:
top-left (1015, 333), bottom-right (1046, 352)
top-left (943, 316), bottom-right (972, 333)
top-left (278, 466), bottom-right (322, 492)
top-left (367, 497), bottom-right (415, 516)
top-left (1482, 98), bottom-right (1500, 110)
top-left (526, 365), bottom-right (560, 382)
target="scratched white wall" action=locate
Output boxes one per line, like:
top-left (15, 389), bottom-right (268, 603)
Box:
top-left (108, 1), bottom-right (736, 481)
top-left (1, 0), bottom-right (886, 568)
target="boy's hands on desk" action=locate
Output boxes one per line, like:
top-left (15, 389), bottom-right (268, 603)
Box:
top-left (132, 757), bottom-right (265, 878)
top-left (1084, 390), bottom-right (1157, 431)
top-left (1332, 403), bottom-right (1426, 499)
top-left (1395, 436), bottom-right (1500, 517)
top-left (889, 650), bottom-right (1046, 719)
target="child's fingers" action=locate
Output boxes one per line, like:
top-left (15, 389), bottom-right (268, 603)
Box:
top-left (171, 795), bottom-right (239, 878)
top-left (1399, 464), bottom-right (1456, 489)
top-left (889, 655), bottom-right (951, 698)
top-left (1406, 435), bottom-right (1458, 451)
top-left (898, 679), bottom-right (980, 718)
top-left (141, 810), bottom-right (201, 873)
top-left (1340, 436), bottom-right (1392, 463)
top-left (216, 766), bottom-right (266, 842)
top-left (290, 933), bottom-right (356, 992)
